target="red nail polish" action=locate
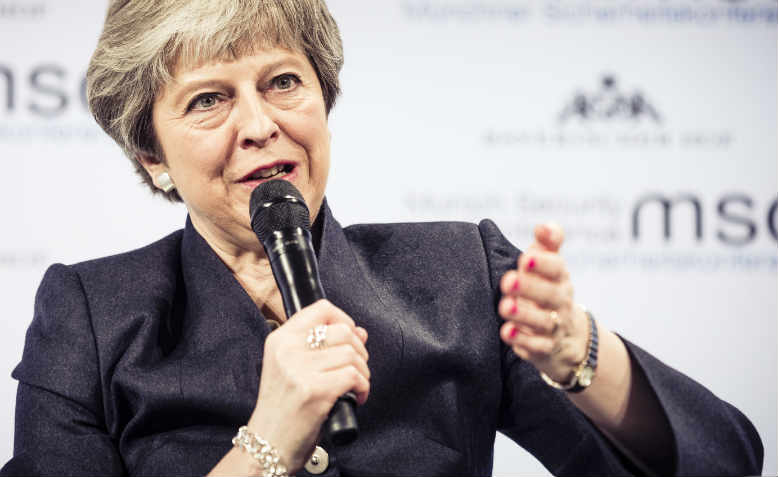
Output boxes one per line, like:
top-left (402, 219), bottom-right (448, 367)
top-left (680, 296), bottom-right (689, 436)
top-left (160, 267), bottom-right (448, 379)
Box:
top-left (509, 326), bottom-right (518, 338)
top-left (510, 303), bottom-right (518, 315)
top-left (528, 258), bottom-right (535, 270)
top-left (512, 280), bottom-right (519, 292)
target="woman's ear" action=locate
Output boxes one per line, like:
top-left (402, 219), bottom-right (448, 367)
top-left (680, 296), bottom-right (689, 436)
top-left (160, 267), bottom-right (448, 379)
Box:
top-left (136, 153), bottom-right (174, 192)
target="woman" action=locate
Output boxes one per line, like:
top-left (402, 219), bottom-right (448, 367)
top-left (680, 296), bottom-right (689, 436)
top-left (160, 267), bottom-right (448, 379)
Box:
top-left (1, 0), bottom-right (762, 476)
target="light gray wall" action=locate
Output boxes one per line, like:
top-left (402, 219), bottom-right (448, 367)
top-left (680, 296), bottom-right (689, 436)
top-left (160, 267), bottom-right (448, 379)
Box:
top-left (0, 1), bottom-right (775, 475)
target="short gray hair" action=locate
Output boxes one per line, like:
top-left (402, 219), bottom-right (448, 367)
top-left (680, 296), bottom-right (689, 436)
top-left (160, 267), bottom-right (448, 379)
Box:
top-left (87, 0), bottom-right (343, 201)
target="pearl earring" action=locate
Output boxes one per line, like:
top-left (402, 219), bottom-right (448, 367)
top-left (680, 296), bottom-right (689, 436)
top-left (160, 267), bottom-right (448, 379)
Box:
top-left (157, 172), bottom-right (176, 193)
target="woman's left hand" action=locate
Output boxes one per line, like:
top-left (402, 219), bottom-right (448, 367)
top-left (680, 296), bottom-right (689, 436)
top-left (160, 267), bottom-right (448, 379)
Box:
top-left (498, 223), bottom-right (590, 383)
top-left (498, 224), bottom-right (679, 471)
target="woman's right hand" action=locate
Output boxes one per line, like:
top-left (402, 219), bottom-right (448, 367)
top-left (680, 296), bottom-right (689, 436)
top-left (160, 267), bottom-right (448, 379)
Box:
top-left (246, 299), bottom-right (370, 474)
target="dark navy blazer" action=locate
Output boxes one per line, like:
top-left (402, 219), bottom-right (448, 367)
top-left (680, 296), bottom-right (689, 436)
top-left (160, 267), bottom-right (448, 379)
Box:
top-left (2, 204), bottom-right (763, 476)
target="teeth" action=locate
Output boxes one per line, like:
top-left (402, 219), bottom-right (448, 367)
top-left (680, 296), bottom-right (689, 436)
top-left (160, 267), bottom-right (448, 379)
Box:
top-left (259, 165), bottom-right (280, 178)
top-left (249, 164), bottom-right (287, 180)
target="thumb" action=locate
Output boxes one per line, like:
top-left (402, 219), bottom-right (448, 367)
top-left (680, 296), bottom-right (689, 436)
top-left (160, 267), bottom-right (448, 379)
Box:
top-left (534, 223), bottom-right (564, 252)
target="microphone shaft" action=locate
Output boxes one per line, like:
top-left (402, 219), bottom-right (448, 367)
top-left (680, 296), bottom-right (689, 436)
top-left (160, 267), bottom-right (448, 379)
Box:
top-left (264, 228), bottom-right (325, 317)
top-left (262, 227), bottom-right (359, 446)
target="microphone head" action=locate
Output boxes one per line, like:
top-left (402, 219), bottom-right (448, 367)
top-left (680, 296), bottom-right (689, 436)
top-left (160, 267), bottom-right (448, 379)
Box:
top-left (250, 179), bottom-right (311, 243)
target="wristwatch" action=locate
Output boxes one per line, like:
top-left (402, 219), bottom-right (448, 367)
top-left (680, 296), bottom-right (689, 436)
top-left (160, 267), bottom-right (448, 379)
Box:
top-left (540, 308), bottom-right (599, 393)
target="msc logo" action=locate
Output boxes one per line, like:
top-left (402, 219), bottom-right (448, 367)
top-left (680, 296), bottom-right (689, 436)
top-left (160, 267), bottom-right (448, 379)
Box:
top-left (558, 75), bottom-right (661, 124)
top-left (0, 63), bottom-right (88, 118)
top-left (0, 2), bottom-right (45, 19)
top-left (632, 193), bottom-right (778, 246)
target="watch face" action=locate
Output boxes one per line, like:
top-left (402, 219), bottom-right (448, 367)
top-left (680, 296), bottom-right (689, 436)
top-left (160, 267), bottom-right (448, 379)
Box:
top-left (579, 367), bottom-right (594, 387)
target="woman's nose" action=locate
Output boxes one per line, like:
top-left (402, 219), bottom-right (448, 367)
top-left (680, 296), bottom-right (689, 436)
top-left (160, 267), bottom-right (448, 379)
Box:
top-left (236, 97), bottom-right (279, 149)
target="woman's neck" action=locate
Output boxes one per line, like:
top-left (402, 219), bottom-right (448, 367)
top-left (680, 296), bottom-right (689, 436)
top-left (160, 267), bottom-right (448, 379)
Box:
top-left (189, 214), bottom-right (287, 324)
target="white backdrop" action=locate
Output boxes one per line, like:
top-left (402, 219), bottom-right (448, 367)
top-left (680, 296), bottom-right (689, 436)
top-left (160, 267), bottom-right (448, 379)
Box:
top-left (0, 1), bottom-right (775, 475)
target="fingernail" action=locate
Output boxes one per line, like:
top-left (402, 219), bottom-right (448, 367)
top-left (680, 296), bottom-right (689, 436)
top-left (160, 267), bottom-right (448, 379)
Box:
top-left (510, 303), bottom-right (518, 315)
top-left (528, 258), bottom-right (535, 270)
top-left (511, 279), bottom-right (519, 292)
top-left (509, 325), bottom-right (518, 338)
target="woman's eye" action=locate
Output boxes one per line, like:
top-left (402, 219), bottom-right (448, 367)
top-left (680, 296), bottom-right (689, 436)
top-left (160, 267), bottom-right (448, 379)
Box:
top-left (272, 74), bottom-right (299, 91)
top-left (187, 93), bottom-right (220, 111)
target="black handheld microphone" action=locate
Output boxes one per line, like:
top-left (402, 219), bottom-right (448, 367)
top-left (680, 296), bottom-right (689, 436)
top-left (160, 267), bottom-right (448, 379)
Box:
top-left (249, 179), bottom-right (358, 446)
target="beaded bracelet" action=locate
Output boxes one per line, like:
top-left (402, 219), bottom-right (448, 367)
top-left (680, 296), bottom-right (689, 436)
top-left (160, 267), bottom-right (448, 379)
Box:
top-left (232, 426), bottom-right (289, 477)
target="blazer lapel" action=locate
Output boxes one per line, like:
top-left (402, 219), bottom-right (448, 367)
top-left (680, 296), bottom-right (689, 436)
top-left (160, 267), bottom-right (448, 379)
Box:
top-left (316, 203), bottom-right (405, 449)
top-left (180, 217), bottom-right (270, 342)
top-left (176, 207), bottom-right (405, 451)
top-left (177, 218), bottom-right (270, 422)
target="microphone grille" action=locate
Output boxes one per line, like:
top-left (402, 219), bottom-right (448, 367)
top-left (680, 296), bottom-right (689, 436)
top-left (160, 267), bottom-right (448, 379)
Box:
top-left (249, 180), bottom-right (311, 243)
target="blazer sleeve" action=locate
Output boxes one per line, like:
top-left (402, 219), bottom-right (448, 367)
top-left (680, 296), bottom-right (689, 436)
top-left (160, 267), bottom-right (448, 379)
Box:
top-left (1, 264), bottom-right (125, 476)
top-left (477, 219), bottom-right (763, 476)
top-left (478, 219), bottom-right (638, 476)
top-left (623, 338), bottom-right (763, 475)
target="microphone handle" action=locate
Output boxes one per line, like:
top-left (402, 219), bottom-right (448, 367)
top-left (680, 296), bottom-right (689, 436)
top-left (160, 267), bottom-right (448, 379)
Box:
top-left (264, 228), bottom-right (359, 446)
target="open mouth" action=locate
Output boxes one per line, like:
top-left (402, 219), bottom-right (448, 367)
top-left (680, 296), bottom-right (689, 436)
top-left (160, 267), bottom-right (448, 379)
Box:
top-left (242, 163), bottom-right (295, 182)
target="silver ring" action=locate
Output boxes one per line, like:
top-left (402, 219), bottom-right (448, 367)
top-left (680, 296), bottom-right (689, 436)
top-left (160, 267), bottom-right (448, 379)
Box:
top-left (549, 310), bottom-right (560, 334)
top-left (306, 325), bottom-right (328, 350)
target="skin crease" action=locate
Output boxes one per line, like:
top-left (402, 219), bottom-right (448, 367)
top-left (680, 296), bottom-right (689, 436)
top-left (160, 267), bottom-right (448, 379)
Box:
top-left (139, 48), bottom-right (670, 475)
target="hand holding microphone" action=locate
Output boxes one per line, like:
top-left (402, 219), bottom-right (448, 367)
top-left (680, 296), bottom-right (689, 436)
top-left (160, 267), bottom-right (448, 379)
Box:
top-left (244, 180), bottom-right (366, 472)
top-left (245, 301), bottom-right (369, 473)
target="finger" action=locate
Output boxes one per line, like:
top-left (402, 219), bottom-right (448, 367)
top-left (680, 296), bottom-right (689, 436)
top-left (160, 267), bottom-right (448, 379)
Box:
top-left (498, 297), bottom-right (557, 335)
top-left (510, 330), bottom-right (555, 357)
top-left (516, 273), bottom-right (572, 310)
top-left (519, 251), bottom-right (568, 282)
top-left (501, 269), bottom-right (559, 306)
top-left (319, 366), bottom-right (371, 406)
top-left (500, 323), bottom-right (553, 361)
top-left (315, 323), bottom-right (369, 362)
top-left (500, 270), bottom-right (521, 297)
top-left (500, 322), bottom-right (519, 346)
top-left (355, 326), bottom-right (368, 344)
top-left (500, 321), bottom-right (536, 345)
top-left (355, 389), bottom-right (369, 406)
top-left (498, 296), bottom-right (531, 328)
top-left (534, 223), bottom-right (564, 252)
top-left (290, 299), bottom-right (357, 332)
top-left (318, 344), bottom-right (370, 381)
top-left (320, 301), bottom-right (358, 330)
top-left (501, 323), bottom-right (530, 360)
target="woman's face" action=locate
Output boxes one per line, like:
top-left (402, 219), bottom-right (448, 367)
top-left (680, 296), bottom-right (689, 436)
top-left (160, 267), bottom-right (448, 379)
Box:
top-left (146, 48), bottom-right (331, 254)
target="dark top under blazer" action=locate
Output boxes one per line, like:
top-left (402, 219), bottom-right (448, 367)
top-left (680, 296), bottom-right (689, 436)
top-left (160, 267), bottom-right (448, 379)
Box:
top-left (2, 204), bottom-right (763, 476)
